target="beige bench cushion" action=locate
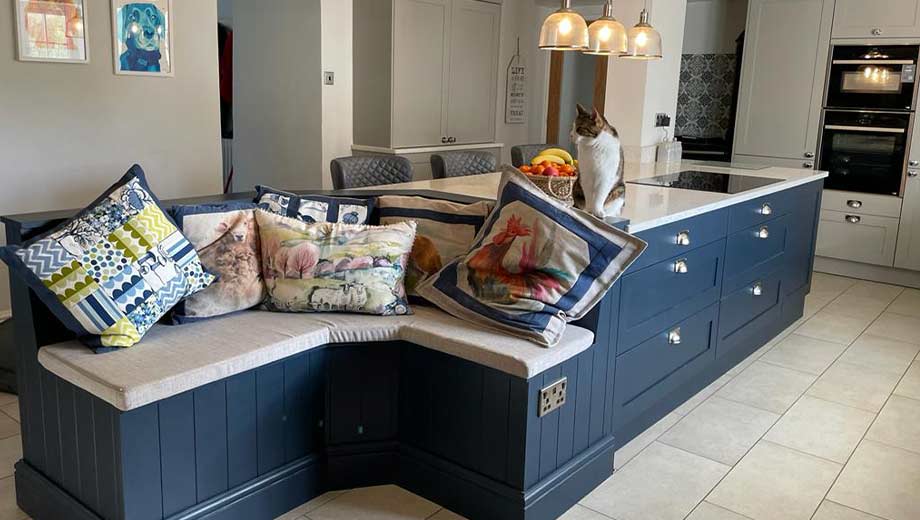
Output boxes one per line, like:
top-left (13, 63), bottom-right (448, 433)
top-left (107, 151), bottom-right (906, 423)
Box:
top-left (38, 306), bottom-right (595, 411)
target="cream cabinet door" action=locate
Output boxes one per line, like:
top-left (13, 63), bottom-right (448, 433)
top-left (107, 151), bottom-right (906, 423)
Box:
top-left (817, 210), bottom-right (900, 267)
top-left (446, 0), bottom-right (501, 145)
top-left (733, 0), bottom-right (833, 162)
top-left (832, 0), bottom-right (920, 38)
top-left (895, 171), bottom-right (920, 270)
top-left (392, 0), bottom-right (451, 148)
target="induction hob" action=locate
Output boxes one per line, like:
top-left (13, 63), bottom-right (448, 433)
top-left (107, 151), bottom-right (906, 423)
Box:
top-left (628, 170), bottom-right (782, 194)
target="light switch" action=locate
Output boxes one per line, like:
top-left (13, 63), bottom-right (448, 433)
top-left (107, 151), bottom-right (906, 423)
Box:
top-left (324, 71), bottom-right (335, 85)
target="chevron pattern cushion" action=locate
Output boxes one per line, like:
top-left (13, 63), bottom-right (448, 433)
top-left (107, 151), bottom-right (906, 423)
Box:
top-left (0, 165), bottom-right (214, 351)
top-left (254, 185), bottom-right (374, 225)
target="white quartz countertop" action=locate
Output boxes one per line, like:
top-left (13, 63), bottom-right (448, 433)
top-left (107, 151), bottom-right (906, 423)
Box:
top-left (364, 160), bottom-right (829, 233)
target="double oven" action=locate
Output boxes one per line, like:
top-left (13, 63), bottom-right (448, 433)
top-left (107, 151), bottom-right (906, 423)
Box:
top-left (819, 44), bottom-right (920, 197)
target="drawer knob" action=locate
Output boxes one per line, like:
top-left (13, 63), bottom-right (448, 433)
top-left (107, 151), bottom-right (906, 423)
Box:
top-left (803, 161), bottom-right (814, 169)
top-left (909, 170), bottom-right (919, 178)
top-left (909, 160), bottom-right (919, 167)
top-left (757, 227), bottom-right (770, 239)
top-left (668, 327), bottom-right (682, 345)
top-left (872, 28), bottom-right (883, 36)
top-left (760, 203), bottom-right (773, 216)
top-left (804, 151), bottom-right (815, 159)
top-left (846, 215), bottom-right (861, 224)
top-left (674, 259), bottom-right (689, 274)
top-left (847, 200), bottom-right (862, 209)
top-left (752, 282), bottom-right (764, 297)
top-left (676, 231), bottom-right (691, 246)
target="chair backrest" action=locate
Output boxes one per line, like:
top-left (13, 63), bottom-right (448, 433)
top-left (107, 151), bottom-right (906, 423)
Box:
top-left (430, 151), bottom-right (498, 179)
top-left (330, 155), bottom-right (413, 190)
top-left (510, 144), bottom-right (562, 168)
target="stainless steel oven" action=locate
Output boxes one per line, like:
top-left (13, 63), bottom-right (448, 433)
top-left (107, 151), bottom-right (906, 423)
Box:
top-left (826, 45), bottom-right (920, 111)
top-left (818, 109), bottom-right (911, 196)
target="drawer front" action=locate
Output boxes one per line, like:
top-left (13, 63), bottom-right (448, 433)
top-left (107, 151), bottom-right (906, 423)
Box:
top-left (614, 304), bottom-right (719, 426)
top-left (619, 240), bottom-right (725, 351)
top-left (816, 210), bottom-right (899, 267)
top-left (822, 190), bottom-right (902, 219)
top-left (723, 215), bottom-right (789, 293)
top-left (717, 301), bottom-right (783, 361)
top-left (728, 189), bottom-right (794, 233)
top-left (719, 270), bottom-right (783, 341)
top-left (628, 209), bottom-right (728, 272)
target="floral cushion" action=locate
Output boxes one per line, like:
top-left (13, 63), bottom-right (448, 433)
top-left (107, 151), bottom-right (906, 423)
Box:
top-left (417, 168), bottom-right (647, 347)
top-left (0, 165), bottom-right (214, 350)
top-left (255, 210), bottom-right (415, 315)
top-left (377, 195), bottom-right (493, 295)
top-left (254, 185), bottom-right (374, 225)
top-left (169, 201), bottom-right (265, 323)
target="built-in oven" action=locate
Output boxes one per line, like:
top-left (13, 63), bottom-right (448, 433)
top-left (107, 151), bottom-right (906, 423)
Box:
top-left (826, 45), bottom-right (920, 111)
top-left (818, 109), bottom-right (911, 196)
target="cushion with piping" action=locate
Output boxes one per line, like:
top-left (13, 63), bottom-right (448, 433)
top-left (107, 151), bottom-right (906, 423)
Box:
top-left (254, 185), bottom-right (374, 225)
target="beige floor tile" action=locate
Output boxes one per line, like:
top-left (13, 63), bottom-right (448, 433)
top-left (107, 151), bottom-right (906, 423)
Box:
top-left (303, 485), bottom-right (439, 520)
top-left (581, 442), bottom-right (729, 520)
top-left (865, 395), bottom-right (920, 454)
top-left (613, 412), bottom-right (681, 470)
top-left (807, 361), bottom-right (903, 412)
top-left (804, 294), bottom-right (833, 318)
top-left (707, 441), bottom-right (841, 520)
top-left (763, 395), bottom-right (875, 463)
top-left (838, 335), bottom-right (920, 376)
top-left (276, 491), bottom-right (347, 520)
top-left (716, 362), bottom-right (816, 414)
top-left (0, 437), bottom-right (21, 480)
top-left (842, 281), bottom-right (904, 303)
top-left (812, 500), bottom-right (886, 520)
top-left (810, 273), bottom-right (857, 301)
top-left (828, 440), bottom-right (920, 520)
top-left (428, 508), bottom-right (466, 519)
top-left (659, 397), bottom-right (779, 465)
top-left (795, 310), bottom-right (874, 345)
top-left (887, 288), bottom-right (920, 318)
top-left (863, 313), bottom-right (920, 345)
top-left (686, 502), bottom-right (751, 520)
top-left (674, 374), bottom-right (734, 416)
top-left (0, 477), bottom-right (28, 520)
top-left (824, 295), bottom-right (891, 321)
top-left (759, 333), bottom-right (848, 375)
top-left (557, 504), bottom-right (610, 520)
top-left (0, 415), bottom-right (18, 442)
top-left (894, 362), bottom-right (920, 400)
top-left (0, 406), bottom-right (16, 425)
top-left (0, 397), bottom-right (15, 410)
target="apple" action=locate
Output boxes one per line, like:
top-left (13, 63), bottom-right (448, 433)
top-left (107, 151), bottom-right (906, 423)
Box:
top-left (544, 166), bottom-right (560, 177)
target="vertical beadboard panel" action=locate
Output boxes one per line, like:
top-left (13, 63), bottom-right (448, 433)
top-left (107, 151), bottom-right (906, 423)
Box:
top-left (523, 376), bottom-right (542, 488)
top-left (120, 404), bottom-right (163, 520)
top-left (56, 381), bottom-right (80, 499)
top-left (602, 288), bottom-right (621, 436)
top-left (159, 392), bottom-right (197, 516)
top-left (226, 372), bottom-right (258, 488)
top-left (93, 399), bottom-right (120, 520)
top-left (505, 376), bottom-right (529, 489)
top-left (194, 382), bottom-right (229, 502)
top-left (555, 357), bottom-right (579, 468)
top-left (588, 333), bottom-right (610, 445)
top-left (257, 364), bottom-right (285, 474)
top-left (283, 354), bottom-right (310, 462)
top-left (40, 369), bottom-right (63, 486)
top-left (479, 369), bottom-right (510, 483)
top-left (74, 388), bottom-right (100, 514)
top-left (307, 349), bottom-right (327, 453)
top-left (538, 366), bottom-right (562, 480)
top-left (571, 348), bottom-right (594, 456)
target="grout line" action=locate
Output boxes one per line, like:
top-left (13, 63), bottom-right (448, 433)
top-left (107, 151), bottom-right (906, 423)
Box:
top-left (821, 499), bottom-right (888, 520)
top-left (574, 503), bottom-right (618, 519)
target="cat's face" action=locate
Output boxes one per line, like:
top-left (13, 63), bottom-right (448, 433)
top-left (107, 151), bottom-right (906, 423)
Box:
top-left (571, 103), bottom-right (617, 145)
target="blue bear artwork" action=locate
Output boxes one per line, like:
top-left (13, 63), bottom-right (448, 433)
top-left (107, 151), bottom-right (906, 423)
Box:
top-left (116, 2), bottom-right (169, 74)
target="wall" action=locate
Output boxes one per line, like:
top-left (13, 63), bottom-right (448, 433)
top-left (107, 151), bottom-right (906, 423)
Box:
top-left (683, 0), bottom-right (747, 54)
top-left (0, 0), bottom-right (223, 317)
top-left (321, 0), bottom-right (354, 189)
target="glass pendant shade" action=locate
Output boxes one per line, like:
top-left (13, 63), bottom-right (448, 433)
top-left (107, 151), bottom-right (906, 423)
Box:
top-left (585, 1), bottom-right (627, 55)
top-left (622, 8), bottom-right (662, 60)
top-left (539, 0), bottom-right (589, 51)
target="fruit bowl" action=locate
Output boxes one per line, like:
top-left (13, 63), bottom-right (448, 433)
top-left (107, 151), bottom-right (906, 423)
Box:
top-left (516, 148), bottom-right (579, 206)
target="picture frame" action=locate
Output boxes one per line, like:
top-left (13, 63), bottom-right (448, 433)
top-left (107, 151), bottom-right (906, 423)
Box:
top-left (111, 0), bottom-right (174, 77)
top-left (14, 0), bottom-right (90, 64)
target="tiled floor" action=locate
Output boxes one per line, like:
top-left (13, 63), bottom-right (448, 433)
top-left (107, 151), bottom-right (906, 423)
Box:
top-left (0, 274), bottom-right (918, 520)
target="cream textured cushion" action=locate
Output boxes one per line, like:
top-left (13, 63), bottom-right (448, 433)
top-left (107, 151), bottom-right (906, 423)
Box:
top-left (38, 306), bottom-right (595, 411)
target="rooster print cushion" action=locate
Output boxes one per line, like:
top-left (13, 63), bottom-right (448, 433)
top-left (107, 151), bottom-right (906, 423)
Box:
top-left (254, 185), bottom-right (373, 225)
top-left (255, 210), bottom-right (416, 315)
top-left (377, 195), bottom-right (493, 295)
top-left (169, 201), bottom-right (265, 323)
top-left (417, 167), bottom-right (647, 347)
top-left (0, 165), bottom-right (214, 351)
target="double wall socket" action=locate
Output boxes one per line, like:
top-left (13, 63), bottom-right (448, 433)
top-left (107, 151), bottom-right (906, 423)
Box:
top-left (539, 377), bottom-right (567, 417)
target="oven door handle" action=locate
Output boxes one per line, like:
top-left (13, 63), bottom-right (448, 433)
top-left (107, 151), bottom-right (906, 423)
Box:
top-left (832, 59), bottom-right (915, 65)
top-left (824, 125), bottom-right (906, 134)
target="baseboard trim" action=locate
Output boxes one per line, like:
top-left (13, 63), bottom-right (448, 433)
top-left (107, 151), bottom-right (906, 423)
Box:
top-left (815, 256), bottom-right (920, 289)
top-left (16, 460), bottom-right (100, 520)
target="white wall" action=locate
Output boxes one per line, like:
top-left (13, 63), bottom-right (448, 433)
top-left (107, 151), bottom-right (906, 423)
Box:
top-left (321, 0), bottom-right (354, 189)
top-left (0, 0), bottom-right (223, 317)
top-left (683, 0), bottom-right (747, 55)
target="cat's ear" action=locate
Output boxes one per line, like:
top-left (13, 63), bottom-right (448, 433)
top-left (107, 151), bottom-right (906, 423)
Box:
top-left (592, 107), bottom-right (605, 125)
top-left (576, 103), bottom-right (591, 117)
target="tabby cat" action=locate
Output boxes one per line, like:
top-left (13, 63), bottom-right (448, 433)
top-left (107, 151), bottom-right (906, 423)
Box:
top-left (571, 103), bottom-right (626, 219)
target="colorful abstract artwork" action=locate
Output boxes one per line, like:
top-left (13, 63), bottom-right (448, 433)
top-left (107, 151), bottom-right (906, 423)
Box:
top-left (111, 0), bottom-right (173, 76)
top-left (15, 0), bottom-right (89, 63)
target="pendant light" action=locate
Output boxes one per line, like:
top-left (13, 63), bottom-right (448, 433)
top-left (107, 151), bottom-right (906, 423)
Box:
top-left (584, 0), bottom-right (627, 56)
top-left (622, 2), bottom-right (662, 60)
top-left (539, 0), bottom-right (589, 51)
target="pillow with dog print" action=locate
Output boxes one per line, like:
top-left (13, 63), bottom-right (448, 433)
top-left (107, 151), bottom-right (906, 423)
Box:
top-left (0, 165), bottom-right (214, 351)
top-left (254, 185), bottom-right (374, 225)
top-left (169, 201), bottom-right (265, 323)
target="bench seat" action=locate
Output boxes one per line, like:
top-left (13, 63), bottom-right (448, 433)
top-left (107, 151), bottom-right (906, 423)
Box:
top-left (37, 306), bottom-right (595, 411)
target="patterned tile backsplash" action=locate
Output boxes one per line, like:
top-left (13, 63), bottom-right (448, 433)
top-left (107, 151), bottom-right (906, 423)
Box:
top-left (676, 54), bottom-right (738, 139)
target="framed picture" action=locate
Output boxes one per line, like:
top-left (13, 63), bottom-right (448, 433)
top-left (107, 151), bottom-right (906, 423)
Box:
top-left (14, 0), bottom-right (90, 63)
top-left (111, 0), bottom-right (174, 76)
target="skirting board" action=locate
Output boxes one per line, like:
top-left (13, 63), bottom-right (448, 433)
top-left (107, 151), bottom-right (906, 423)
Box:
top-left (815, 256), bottom-right (920, 289)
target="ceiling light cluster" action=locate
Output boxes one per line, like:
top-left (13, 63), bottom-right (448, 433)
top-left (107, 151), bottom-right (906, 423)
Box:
top-left (539, 0), bottom-right (662, 59)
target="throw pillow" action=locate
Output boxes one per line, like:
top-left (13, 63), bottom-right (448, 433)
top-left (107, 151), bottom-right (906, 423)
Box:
top-left (254, 185), bottom-right (374, 225)
top-left (255, 210), bottom-right (416, 315)
top-left (0, 165), bottom-right (214, 350)
top-left (416, 167), bottom-right (647, 347)
top-left (377, 195), bottom-right (493, 294)
top-left (169, 201), bottom-right (265, 323)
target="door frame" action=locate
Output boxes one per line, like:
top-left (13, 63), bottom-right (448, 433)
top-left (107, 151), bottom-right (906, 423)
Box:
top-left (545, 49), bottom-right (610, 144)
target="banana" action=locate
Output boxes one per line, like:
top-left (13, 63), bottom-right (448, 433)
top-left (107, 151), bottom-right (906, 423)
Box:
top-left (531, 155), bottom-right (566, 166)
top-left (539, 148), bottom-right (574, 165)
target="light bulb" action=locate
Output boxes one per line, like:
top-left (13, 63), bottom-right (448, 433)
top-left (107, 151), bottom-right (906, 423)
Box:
top-left (559, 18), bottom-right (572, 35)
top-left (598, 26), bottom-right (612, 41)
top-left (636, 30), bottom-right (648, 47)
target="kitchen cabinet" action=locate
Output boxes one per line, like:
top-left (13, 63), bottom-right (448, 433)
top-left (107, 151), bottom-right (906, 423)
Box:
top-left (733, 0), bottom-right (833, 163)
top-left (896, 146), bottom-right (920, 269)
top-left (817, 210), bottom-right (900, 266)
top-left (832, 0), bottom-right (920, 39)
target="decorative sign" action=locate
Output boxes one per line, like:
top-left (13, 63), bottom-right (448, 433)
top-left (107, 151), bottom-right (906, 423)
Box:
top-left (505, 38), bottom-right (527, 125)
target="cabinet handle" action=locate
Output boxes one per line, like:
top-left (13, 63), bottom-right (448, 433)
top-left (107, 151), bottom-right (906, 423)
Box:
top-left (871, 28), bottom-right (883, 36)
top-left (846, 215), bottom-right (861, 224)
top-left (752, 282), bottom-right (764, 297)
top-left (909, 170), bottom-right (919, 178)
top-left (804, 152), bottom-right (815, 159)
top-left (676, 230), bottom-right (691, 246)
top-left (803, 161), bottom-right (815, 168)
top-left (757, 226), bottom-right (770, 239)
top-left (909, 160), bottom-right (919, 167)
top-left (441, 137), bottom-right (448, 144)
top-left (674, 259), bottom-right (689, 274)
top-left (847, 200), bottom-right (863, 209)
top-left (667, 327), bottom-right (682, 345)
top-left (448, 137), bottom-right (457, 143)
top-left (760, 203), bottom-right (773, 215)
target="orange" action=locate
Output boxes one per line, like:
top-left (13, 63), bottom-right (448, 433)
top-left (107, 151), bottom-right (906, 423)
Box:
top-left (520, 165), bottom-right (532, 173)
top-left (533, 165), bottom-right (546, 175)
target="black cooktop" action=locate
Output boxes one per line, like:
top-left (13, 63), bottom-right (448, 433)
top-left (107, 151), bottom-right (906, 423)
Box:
top-left (628, 170), bottom-right (782, 194)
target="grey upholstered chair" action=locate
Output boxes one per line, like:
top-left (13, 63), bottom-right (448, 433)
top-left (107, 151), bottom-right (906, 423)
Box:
top-left (510, 143), bottom-right (562, 168)
top-left (430, 151), bottom-right (498, 179)
top-left (330, 155), bottom-right (413, 190)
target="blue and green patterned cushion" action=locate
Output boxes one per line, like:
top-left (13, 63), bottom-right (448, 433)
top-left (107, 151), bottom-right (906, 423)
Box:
top-left (0, 165), bottom-right (214, 350)
top-left (254, 185), bottom-right (374, 225)
top-left (416, 168), bottom-right (647, 347)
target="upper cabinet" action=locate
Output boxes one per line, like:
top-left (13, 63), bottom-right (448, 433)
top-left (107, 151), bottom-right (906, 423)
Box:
top-left (733, 0), bottom-right (834, 164)
top-left (354, 0), bottom-right (501, 150)
top-left (832, 0), bottom-right (920, 39)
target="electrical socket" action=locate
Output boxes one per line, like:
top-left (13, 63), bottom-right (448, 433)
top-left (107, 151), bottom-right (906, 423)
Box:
top-left (539, 377), bottom-right (567, 417)
top-left (655, 113), bottom-right (671, 127)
